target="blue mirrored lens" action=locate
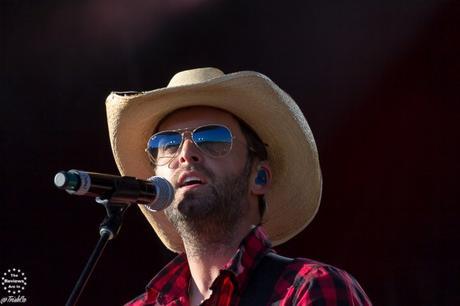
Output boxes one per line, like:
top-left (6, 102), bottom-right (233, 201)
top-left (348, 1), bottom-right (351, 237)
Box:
top-left (146, 125), bottom-right (233, 164)
top-left (148, 132), bottom-right (182, 159)
top-left (193, 125), bottom-right (232, 156)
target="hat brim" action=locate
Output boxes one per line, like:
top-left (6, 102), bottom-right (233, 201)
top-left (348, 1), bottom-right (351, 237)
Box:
top-left (106, 71), bottom-right (322, 253)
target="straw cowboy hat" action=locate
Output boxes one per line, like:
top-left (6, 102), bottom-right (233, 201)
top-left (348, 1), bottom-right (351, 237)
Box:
top-left (105, 67), bottom-right (322, 253)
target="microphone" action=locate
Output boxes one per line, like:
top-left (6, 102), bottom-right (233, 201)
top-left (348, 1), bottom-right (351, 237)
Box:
top-left (54, 170), bottom-right (174, 211)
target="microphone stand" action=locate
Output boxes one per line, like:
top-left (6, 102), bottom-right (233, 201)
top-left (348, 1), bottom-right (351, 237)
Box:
top-left (65, 194), bottom-right (130, 306)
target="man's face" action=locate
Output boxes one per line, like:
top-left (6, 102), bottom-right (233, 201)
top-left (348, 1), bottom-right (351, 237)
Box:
top-left (153, 106), bottom-right (253, 244)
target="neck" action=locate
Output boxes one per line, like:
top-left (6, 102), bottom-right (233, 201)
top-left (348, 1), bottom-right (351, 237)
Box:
top-left (184, 221), bottom-right (254, 305)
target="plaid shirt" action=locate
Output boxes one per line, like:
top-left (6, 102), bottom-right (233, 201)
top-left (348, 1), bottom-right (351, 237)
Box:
top-left (125, 227), bottom-right (371, 306)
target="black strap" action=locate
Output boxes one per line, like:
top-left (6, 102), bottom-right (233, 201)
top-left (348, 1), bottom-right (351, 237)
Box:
top-left (239, 252), bottom-right (294, 306)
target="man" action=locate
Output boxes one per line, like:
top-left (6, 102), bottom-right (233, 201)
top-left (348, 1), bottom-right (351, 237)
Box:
top-left (105, 67), bottom-right (371, 305)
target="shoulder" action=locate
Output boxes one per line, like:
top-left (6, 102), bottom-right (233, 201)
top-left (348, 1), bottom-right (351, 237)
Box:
top-left (273, 258), bottom-right (372, 305)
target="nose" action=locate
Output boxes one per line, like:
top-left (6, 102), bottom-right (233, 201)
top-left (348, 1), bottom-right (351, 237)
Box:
top-left (178, 138), bottom-right (202, 164)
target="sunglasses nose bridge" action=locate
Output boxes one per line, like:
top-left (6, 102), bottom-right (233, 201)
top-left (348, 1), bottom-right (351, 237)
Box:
top-left (180, 130), bottom-right (194, 148)
top-left (176, 130), bottom-right (203, 162)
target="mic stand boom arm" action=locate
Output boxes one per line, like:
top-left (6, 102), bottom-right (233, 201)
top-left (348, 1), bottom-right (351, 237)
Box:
top-left (65, 192), bottom-right (131, 306)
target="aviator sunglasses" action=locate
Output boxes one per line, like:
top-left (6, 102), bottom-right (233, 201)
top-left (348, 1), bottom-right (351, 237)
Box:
top-left (146, 124), bottom-right (246, 166)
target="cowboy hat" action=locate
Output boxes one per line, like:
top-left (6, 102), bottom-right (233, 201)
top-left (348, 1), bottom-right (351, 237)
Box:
top-left (105, 67), bottom-right (322, 253)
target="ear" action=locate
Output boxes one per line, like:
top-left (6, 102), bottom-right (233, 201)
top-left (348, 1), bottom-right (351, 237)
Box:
top-left (250, 161), bottom-right (272, 196)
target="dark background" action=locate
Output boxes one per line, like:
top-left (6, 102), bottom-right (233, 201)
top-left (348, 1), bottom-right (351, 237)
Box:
top-left (1, 0), bottom-right (459, 305)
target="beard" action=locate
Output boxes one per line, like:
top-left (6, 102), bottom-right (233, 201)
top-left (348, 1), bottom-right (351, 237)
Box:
top-left (164, 160), bottom-right (252, 253)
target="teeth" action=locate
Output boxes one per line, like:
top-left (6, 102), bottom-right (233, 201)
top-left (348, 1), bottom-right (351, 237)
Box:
top-left (183, 176), bottom-right (202, 184)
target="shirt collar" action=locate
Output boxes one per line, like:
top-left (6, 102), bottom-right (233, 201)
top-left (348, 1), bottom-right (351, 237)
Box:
top-left (145, 253), bottom-right (190, 304)
top-left (223, 226), bottom-right (272, 293)
top-left (143, 226), bottom-right (272, 303)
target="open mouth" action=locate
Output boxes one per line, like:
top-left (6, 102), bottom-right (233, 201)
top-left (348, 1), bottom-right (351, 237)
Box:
top-left (179, 176), bottom-right (204, 188)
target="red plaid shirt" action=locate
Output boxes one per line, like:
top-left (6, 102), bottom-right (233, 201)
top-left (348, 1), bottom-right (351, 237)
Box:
top-left (125, 227), bottom-right (371, 306)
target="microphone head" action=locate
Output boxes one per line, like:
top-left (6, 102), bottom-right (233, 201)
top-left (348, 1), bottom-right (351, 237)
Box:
top-left (146, 176), bottom-right (174, 212)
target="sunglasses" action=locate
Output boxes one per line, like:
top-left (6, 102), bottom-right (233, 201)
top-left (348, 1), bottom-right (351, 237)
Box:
top-left (146, 124), bottom-right (239, 166)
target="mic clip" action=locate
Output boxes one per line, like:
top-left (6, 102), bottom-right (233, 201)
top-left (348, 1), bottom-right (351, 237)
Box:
top-left (94, 187), bottom-right (134, 240)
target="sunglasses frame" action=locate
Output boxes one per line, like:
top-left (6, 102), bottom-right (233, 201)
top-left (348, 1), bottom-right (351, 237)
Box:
top-left (145, 124), bottom-right (237, 166)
